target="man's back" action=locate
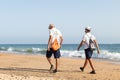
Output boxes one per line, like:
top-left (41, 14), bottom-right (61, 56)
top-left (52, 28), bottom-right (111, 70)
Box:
top-left (82, 33), bottom-right (95, 49)
top-left (49, 28), bottom-right (62, 44)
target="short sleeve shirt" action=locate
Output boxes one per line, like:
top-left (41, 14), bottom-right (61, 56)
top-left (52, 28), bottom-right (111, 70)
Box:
top-left (49, 28), bottom-right (62, 48)
top-left (82, 33), bottom-right (96, 49)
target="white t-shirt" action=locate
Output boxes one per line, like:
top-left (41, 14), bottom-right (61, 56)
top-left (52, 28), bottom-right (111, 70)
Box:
top-left (49, 27), bottom-right (62, 48)
top-left (82, 33), bottom-right (96, 49)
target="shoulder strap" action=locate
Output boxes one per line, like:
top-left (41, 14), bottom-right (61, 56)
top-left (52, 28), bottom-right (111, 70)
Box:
top-left (86, 34), bottom-right (94, 46)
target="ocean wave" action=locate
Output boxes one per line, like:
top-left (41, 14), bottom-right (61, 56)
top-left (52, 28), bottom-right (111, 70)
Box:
top-left (0, 47), bottom-right (120, 61)
top-left (61, 50), bottom-right (84, 58)
top-left (96, 50), bottom-right (120, 61)
top-left (60, 50), bottom-right (120, 61)
top-left (0, 47), bottom-right (46, 54)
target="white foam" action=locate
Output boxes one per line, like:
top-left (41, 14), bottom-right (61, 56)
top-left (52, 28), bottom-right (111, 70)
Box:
top-left (97, 50), bottom-right (120, 61)
top-left (60, 50), bottom-right (120, 61)
top-left (7, 47), bottom-right (13, 52)
top-left (61, 50), bottom-right (85, 58)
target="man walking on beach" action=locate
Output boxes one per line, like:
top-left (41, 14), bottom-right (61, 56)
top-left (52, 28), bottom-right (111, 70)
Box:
top-left (77, 26), bottom-right (100, 74)
top-left (46, 24), bottom-right (63, 73)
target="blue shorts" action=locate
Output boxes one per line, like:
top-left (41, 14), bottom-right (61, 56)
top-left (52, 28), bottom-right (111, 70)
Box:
top-left (46, 48), bottom-right (61, 58)
top-left (84, 48), bottom-right (93, 59)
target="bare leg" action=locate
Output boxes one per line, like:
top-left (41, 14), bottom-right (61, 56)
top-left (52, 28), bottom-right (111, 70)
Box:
top-left (83, 59), bottom-right (88, 69)
top-left (55, 58), bottom-right (59, 70)
top-left (47, 57), bottom-right (53, 65)
top-left (88, 58), bottom-right (95, 71)
top-left (52, 58), bottom-right (59, 73)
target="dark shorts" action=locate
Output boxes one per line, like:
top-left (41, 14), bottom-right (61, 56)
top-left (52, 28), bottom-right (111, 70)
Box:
top-left (84, 48), bottom-right (93, 59)
top-left (46, 48), bottom-right (61, 58)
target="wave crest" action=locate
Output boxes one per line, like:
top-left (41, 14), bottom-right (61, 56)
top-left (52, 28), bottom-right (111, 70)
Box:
top-left (0, 47), bottom-right (120, 61)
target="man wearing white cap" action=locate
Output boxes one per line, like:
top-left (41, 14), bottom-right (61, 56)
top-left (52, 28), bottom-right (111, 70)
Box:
top-left (77, 26), bottom-right (100, 74)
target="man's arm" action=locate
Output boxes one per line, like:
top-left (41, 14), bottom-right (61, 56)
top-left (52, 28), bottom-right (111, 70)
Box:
top-left (77, 40), bottom-right (84, 51)
top-left (47, 35), bottom-right (52, 51)
top-left (93, 40), bottom-right (100, 54)
top-left (60, 36), bottom-right (63, 46)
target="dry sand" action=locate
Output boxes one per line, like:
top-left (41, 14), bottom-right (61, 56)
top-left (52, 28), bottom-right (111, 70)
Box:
top-left (0, 53), bottom-right (120, 80)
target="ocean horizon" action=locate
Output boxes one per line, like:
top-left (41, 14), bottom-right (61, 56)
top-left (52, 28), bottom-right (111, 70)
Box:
top-left (0, 44), bottom-right (120, 62)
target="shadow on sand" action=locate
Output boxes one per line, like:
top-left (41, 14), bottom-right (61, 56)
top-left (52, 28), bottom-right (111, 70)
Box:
top-left (0, 67), bottom-right (82, 74)
top-left (0, 67), bottom-right (49, 73)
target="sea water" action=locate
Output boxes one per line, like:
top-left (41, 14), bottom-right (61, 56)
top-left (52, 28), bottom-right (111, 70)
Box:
top-left (0, 44), bottom-right (120, 61)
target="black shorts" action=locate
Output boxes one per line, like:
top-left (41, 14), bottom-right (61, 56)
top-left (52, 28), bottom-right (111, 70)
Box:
top-left (46, 48), bottom-right (61, 58)
top-left (84, 48), bottom-right (93, 59)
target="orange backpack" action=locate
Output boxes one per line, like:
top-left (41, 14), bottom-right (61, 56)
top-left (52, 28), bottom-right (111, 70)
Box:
top-left (51, 39), bottom-right (60, 51)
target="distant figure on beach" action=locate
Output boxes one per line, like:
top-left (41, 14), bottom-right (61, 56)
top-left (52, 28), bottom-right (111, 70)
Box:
top-left (46, 24), bottom-right (63, 73)
top-left (77, 26), bottom-right (100, 74)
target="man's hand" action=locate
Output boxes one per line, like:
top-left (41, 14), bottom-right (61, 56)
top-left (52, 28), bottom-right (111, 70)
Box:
top-left (77, 47), bottom-right (79, 51)
top-left (97, 49), bottom-right (100, 54)
top-left (47, 47), bottom-right (50, 51)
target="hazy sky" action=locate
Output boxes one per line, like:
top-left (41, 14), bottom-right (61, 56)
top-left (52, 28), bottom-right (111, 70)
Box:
top-left (0, 0), bottom-right (120, 44)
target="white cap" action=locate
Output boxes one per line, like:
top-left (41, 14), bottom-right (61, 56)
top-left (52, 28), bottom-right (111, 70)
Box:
top-left (85, 26), bottom-right (91, 31)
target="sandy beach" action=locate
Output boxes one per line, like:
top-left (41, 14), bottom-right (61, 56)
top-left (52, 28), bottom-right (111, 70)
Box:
top-left (0, 53), bottom-right (120, 80)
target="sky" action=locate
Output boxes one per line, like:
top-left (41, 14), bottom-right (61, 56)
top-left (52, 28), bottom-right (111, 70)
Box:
top-left (0, 0), bottom-right (120, 44)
